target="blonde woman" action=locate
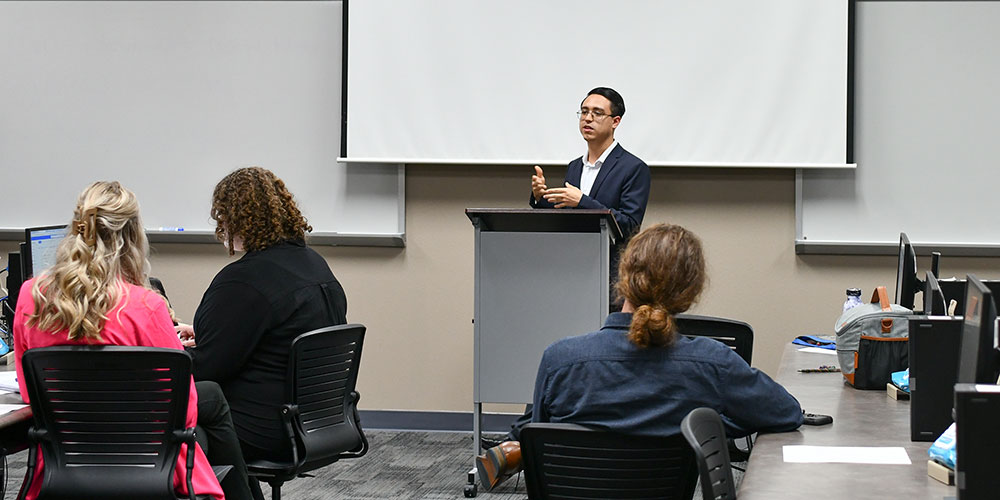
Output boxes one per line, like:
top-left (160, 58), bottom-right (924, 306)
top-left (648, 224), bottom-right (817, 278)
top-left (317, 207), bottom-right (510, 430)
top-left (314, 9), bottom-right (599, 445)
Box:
top-left (13, 182), bottom-right (225, 500)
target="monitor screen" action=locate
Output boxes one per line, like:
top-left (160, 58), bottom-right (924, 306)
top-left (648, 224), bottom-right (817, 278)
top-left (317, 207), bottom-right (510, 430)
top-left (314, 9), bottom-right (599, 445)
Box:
top-left (957, 274), bottom-right (1000, 384)
top-left (895, 232), bottom-right (919, 309)
top-left (923, 271), bottom-right (948, 316)
top-left (23, 225), bottom-right (67, 279)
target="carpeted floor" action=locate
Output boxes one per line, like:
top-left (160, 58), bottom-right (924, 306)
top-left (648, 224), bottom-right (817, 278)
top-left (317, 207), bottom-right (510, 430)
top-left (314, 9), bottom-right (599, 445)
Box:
top-left (0, 430), bottom-right (745, 499)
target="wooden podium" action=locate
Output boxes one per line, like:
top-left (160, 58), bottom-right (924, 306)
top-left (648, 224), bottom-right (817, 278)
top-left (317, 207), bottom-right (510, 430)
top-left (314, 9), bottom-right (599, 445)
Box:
top-left (463, 208), bottom-right (622, 495)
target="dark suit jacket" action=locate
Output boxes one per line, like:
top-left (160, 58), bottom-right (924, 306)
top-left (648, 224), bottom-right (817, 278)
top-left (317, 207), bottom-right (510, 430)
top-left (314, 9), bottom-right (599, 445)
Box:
top-left (530, 143), bottom-right (651, 240)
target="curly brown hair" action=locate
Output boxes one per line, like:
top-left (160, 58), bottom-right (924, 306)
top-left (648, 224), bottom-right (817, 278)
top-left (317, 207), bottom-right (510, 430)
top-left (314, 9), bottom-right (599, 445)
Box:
top-left (211, 167), bottom-right (312, 255)
top-left (615, 224), bottom-right (707, 349)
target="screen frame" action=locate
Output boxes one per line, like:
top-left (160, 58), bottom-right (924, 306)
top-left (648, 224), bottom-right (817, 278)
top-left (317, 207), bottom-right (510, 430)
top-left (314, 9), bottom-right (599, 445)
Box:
top-left (895, 232), bottom-right (919, 309)
top-left (957, 274), bottom-right (998, 384)
top-left (23, 224), bottom-right (68, 279)
top-left (923, 271), bottom-right (947, 316)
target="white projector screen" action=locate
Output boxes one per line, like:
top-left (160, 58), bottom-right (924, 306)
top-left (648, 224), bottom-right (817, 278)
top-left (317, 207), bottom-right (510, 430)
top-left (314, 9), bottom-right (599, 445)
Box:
top-left (345, 0), bottom-right (850, 168)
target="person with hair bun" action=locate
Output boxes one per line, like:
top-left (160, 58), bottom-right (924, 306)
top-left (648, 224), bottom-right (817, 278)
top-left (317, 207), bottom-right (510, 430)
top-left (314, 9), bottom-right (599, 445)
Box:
top-left (477, 224), bottom-right (802, 491)
top-left (13, 181), bottom-right (225, 500)
top-left (176, 167), bottom-right (348, 466)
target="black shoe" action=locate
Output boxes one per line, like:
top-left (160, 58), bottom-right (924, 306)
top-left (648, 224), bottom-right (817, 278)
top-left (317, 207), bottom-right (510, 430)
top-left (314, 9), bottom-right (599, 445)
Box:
top-left (478, 435), bottom-right (506, 450)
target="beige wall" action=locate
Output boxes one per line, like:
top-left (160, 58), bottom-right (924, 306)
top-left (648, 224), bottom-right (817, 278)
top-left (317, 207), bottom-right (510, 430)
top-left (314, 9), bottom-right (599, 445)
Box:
top-left (4, 166), bottom-right (998, 412)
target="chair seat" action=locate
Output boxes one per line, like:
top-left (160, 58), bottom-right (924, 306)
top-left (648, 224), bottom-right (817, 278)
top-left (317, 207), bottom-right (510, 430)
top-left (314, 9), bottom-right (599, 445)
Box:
top-left (246, 459), bottom-right (298, 478)
top-left (212, 465), bottom-right (234, 483)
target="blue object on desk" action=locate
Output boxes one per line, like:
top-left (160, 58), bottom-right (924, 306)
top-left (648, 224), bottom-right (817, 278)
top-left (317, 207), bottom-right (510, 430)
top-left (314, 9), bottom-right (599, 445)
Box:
top-left (891, 368), bottom-right (909, 392)
top-left (792, 335), bottom-right (836, 350)
top-left (929, 422), bottom-right (957, 469)
top-left (0, 336), bottom-right (9, 356)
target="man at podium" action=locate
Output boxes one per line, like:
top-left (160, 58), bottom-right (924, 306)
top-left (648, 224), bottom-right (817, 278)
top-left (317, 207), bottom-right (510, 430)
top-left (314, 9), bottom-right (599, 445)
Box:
top-left (529, 87), bottom-right (651, 307)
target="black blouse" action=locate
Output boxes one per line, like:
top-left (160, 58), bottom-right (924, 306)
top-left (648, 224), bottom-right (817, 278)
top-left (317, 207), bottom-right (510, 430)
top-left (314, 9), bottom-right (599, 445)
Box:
top-left (191, 240), bottom-right (347, 455)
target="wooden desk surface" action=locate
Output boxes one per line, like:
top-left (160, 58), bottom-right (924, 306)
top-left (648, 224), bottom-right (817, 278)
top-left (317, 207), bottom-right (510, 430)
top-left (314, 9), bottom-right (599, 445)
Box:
top-left (738, 344), bottom-right (955, 500)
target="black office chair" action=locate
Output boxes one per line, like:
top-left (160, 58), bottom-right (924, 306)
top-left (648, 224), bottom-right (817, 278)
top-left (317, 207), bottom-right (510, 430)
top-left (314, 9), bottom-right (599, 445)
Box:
top-left (681, 408), bottom-right (737, 500)
top-left (675, 314), bottom-right (753, 364)
top-left (520, 423), bottom-right (699, 500)
top-left (19, 346), bottom-right (199, 500)
top-left (245, 324), bottom-right (369, 500)
top-left (675, 314), bottom-right (755, 460)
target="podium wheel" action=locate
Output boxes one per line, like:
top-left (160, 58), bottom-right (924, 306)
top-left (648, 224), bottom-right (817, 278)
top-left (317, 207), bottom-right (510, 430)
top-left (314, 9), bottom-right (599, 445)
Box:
top-left (464, 468), bottom-right (479, 497)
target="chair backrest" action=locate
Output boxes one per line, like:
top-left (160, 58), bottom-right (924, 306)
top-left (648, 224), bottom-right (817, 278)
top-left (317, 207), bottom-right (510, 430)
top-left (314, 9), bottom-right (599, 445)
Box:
top-left (675, 314), bottom-right (753, 364)
top-left (520, 423), bottom-right (698, 500)
top-left (20, 346), bottom-right (192, 500)
top-left (286, 323), bottom-right (367, 469)
top-left (680, 408), bottom-right (737, 500)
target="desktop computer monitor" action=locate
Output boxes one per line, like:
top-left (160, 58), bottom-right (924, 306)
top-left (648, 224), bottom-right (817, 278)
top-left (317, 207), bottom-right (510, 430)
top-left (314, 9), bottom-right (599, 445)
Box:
top-left (23, 225), bottom-right (68, 279)
top-left (957, 274), bottom-right (1000, 384)
top-left (895, 233), bottom-right (920, 310)
top-left (923, 271), bottom-right (948, 316)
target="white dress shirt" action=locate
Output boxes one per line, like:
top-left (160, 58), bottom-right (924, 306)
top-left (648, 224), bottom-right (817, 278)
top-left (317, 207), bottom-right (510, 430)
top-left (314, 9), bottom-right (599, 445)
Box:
top-left (580, 140), bottom-right (617, 196)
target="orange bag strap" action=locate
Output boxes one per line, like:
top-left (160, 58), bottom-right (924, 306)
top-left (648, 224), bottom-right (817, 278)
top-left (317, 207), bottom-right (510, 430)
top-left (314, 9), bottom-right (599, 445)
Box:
top-left (870, 286), bottom-right (891, 312)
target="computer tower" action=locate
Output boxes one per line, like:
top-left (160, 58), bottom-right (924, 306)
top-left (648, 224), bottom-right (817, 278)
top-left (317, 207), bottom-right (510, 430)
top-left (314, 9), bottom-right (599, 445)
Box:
top-left (955, 384), bottom-right (1000, 499)
top-left (909, 317), bottom-right (962, 441)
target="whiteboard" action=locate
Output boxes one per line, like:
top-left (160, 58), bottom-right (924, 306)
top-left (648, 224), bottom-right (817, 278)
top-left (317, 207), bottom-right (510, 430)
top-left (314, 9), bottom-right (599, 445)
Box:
top-left (0, 1), bottom-right (404, 246)
top-left (798, 1), bottom-right (1000, 255)
top-left (345, 0), bottom-right (850, 168)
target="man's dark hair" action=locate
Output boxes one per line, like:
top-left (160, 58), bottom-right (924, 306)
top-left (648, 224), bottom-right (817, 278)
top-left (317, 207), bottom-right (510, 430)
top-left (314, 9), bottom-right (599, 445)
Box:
top-left (585, 87), bottom-right (625, 118)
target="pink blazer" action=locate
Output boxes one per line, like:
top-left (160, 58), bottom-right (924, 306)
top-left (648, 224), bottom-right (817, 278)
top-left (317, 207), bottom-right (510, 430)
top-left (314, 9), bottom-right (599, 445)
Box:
top-left (13, 279), bottom-right (225, 500)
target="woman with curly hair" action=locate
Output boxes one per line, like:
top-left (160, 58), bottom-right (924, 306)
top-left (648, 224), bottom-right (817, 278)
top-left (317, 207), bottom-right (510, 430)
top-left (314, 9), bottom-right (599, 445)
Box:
top-left (476, 224), bottom-right (803, 490)
top-left (13, 181), bottom-right (225, 500)
top-left (178, 166), bottom-right (347, 463)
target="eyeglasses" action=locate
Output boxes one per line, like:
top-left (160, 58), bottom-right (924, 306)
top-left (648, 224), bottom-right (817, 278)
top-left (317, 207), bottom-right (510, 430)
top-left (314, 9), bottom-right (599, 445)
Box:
top-left (577, 109), bottom-right (612, 120)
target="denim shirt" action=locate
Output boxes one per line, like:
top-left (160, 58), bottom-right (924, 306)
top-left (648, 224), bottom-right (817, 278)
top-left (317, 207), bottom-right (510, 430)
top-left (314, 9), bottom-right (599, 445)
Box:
top-left (531, 312), bottom-right (804, 437)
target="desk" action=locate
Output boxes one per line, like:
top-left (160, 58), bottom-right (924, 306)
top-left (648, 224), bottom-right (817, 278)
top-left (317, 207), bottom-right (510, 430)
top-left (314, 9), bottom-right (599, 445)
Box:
top-left (738, 344), bottom-right (954, 500)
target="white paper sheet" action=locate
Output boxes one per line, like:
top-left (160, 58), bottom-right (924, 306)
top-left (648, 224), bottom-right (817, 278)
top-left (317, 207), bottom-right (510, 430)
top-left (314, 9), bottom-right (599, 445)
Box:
top-left (783, 445), bottom-right (911, 465)
top-left (0, 371), bottom-right (18, 393)
top-left (0, 404), bottom-right (27, 415)
top-left (797, 347), bottom-right (838, 356)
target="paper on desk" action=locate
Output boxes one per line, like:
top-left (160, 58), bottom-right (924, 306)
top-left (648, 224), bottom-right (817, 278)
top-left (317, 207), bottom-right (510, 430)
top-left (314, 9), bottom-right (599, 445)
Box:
top-left (0, 404), bottom-right (26, 415)
top-left (797, 347), bottom-right (838, 356)
top-left (0, 371), bottom-right (18, 393)
top-left (783, 445), bottom-right (911, 465)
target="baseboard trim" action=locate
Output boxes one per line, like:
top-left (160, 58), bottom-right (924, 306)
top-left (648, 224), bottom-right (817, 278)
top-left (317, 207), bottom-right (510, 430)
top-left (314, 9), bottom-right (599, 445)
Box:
top-left (359, 409), bottom-right (522, 433)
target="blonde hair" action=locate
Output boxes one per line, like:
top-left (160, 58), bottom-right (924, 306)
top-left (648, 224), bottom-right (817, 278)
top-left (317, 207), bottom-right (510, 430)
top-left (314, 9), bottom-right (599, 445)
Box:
top-left (27, 181), bottom-right (154, 341)
top-left (615, 224), bottom-right (707, 348)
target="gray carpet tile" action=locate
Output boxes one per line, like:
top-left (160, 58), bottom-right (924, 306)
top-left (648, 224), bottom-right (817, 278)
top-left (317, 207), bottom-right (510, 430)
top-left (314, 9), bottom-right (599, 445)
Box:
top-left (0, 430), bottom-right (746, 499)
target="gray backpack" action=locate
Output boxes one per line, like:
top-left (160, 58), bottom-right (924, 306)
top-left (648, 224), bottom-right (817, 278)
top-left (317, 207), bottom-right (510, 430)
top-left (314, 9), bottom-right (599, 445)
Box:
top-left (834, 286), bottom-right (912, 389)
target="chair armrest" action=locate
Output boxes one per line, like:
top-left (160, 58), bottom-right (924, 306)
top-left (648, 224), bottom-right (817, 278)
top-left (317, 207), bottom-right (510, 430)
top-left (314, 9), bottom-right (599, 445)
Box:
top-left (280, 404), bottom-right (303, 468)
top-left (26, 427), bottom-right (47, 443)
top-left (18, 427), bottom-right (46, 500)
top-left (173, 428), bottom-right (197, 500)
top-left (338, 391), bottom-right (368, 460)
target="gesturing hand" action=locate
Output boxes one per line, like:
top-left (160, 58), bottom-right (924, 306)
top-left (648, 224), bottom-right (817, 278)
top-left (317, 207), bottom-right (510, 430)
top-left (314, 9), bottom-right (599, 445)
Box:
top-left (531, 166), bottom-right (548, 202)
top-left (543, 182), bottom-right (583, 208)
